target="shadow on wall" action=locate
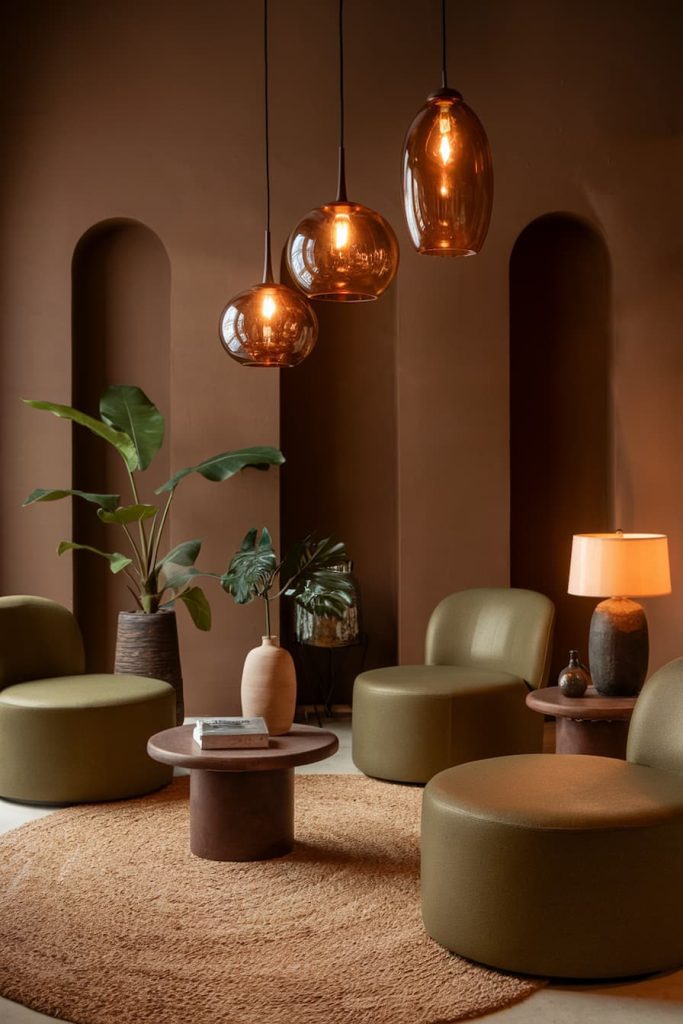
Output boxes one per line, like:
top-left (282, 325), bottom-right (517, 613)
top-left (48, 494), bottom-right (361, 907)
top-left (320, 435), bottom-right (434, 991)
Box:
top-left (510, 213), bottom-right (612, 682)
top-left (279, 253), bottom-right (398, 706)
top-left (72, 219), bottom-right (171, 672)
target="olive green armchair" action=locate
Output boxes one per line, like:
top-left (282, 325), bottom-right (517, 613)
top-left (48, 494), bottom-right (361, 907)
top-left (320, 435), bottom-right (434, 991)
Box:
top-left (0, 595), bottom-right (175, 804)
top-left (352, 587), bottom-right (555, 783)
top-left (422, 657), bottom-right (683, 978)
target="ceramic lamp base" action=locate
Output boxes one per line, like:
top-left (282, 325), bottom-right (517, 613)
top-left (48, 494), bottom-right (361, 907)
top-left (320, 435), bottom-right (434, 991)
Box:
top-left (588, 597), bottom-right (649, 697)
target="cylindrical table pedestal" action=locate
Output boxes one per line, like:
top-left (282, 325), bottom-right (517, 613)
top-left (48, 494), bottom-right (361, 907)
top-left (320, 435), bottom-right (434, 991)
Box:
top-left (190, 767), bottom-right (294, 862)
top-left (556, 717), bottom-right (630, 759)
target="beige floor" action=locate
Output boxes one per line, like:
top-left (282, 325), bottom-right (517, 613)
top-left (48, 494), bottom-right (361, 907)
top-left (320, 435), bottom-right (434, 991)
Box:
top-left (1, 718), bottom-right (681, 1024)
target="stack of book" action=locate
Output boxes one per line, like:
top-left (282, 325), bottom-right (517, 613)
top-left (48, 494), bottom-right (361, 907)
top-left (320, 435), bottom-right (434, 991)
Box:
top-left (192, 717), bottom-right (270, 750)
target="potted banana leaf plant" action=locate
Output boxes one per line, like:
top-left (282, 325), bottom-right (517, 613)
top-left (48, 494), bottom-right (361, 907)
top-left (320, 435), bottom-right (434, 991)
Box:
top-left (23, 385), bottom-right (283, 723)
top-left (221, 527), bottom-right (353, 734)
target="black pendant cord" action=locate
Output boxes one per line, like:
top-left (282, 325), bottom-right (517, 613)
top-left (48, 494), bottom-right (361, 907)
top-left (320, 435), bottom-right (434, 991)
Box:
top-left (336, 0), bottom-right (348, 202)
top-left (441, 0), bottom-right (448, 89)
top-left (262, 0), bottom-right (274, 283)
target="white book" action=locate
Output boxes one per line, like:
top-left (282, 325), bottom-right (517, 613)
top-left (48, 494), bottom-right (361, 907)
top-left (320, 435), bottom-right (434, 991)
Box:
top-left (192, 717), bottom-right (270, 750)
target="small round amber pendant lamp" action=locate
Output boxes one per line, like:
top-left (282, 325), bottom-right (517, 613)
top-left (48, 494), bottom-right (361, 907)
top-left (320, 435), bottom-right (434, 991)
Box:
top-left (403, 87), bottom-right (493, 257)
top-left (219, 274), bottom-right (318, 368)
top-left (218, 1), bottom-right (318, 368)
top-left (287, 197), bottom-right (399, 302)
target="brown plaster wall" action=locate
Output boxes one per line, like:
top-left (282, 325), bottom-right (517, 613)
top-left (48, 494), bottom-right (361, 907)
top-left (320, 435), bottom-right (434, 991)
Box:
top-left (0, 1), bottom-right (681, 707)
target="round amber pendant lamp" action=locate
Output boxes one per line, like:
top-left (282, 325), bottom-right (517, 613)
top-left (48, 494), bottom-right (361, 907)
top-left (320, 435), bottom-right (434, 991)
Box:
top-left (287, 199), bottom-right (399, 302)
top-left (219, 278), bottom-right (318, 368)
top-left (403, 88), bottom-right (493, 256)
top-left (218, 0), bottom-right (318, 368)
top-left (285, 0), bottom-right (399, 302)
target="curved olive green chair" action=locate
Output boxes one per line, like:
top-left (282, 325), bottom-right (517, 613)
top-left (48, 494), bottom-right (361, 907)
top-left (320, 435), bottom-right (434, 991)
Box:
top-left (352, 588), bottom-right (555, 783)
top-left (421, 657), bottom-right (683, 978)
top-left (0, 596), bottom-right (175, 805)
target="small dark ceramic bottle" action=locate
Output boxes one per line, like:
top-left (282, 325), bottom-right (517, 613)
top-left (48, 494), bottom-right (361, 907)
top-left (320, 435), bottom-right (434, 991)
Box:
top-left (558, 650), bottom-right (590, 698)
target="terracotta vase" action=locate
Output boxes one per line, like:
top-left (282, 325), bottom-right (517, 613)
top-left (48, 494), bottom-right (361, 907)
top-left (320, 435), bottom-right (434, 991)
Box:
top-left (240, 636), bottom-right (296, 736)
top-left (114, 609), bottom-right (184, 725)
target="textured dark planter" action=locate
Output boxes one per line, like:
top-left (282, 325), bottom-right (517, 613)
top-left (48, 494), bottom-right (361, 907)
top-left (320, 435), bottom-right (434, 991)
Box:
top-left (115, 609), bottom-right (184, 724)
top-left (588, 598), bottom-right (649, 697)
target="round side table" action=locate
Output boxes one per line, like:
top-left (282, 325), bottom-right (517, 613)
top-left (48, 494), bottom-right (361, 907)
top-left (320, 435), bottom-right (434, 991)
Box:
top-left (148, 723), bottom-right (338, 862)
top-left (525, 686), bottom-right (638, 759)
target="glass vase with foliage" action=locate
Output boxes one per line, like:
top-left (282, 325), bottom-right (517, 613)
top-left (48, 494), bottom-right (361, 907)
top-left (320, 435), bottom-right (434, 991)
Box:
top-left (22, 385), bottom-right (284, 631)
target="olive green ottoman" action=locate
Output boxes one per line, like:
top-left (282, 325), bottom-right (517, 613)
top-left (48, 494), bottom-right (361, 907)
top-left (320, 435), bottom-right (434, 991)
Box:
top-left (421, 659), bottom-right (683, 978)
top-left (0, 675), bottom-right (175, 804)
top-left (0, 595), bottom-right (175, 805)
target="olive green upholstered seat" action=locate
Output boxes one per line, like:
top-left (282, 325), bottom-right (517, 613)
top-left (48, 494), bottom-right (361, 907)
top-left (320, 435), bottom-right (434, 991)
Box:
top-left (421, 658), bottom-right (683, 979)
top-left (0, 596), bottom-right (175, 804)
top-left (352, 588), bottom-right (555, 783)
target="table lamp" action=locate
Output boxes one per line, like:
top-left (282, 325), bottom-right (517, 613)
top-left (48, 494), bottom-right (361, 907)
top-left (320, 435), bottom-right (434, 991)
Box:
top-left (568, 532), bottom-right (671, 696)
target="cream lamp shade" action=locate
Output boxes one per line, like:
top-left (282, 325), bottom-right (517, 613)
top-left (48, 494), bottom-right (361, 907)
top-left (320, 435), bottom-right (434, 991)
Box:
top-left (568, 533), bottom-right (671, 599)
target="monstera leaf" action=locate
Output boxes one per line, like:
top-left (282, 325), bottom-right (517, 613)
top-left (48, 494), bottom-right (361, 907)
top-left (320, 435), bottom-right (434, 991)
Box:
top-left (221, 528), bottom-right (277, 604)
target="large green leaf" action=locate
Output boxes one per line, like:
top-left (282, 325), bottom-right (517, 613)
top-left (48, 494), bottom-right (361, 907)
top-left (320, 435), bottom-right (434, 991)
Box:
top-left (281, 536), bottom-right (353, 620)
top-left (23, 400), bottom-right (137, 470)
top-left (280, 536), bottom-right (349, 590)
top-left (293, 570), bottom-right (355, 618)
top-left (23, 488), bottom-right (120, 511)
top-left (156, 447), bottom-right (284, 494)
top-left (221, 527), bottom-right (277, 604)
top-left (99, 385), bottom-right (164, 472)
top-left (162, 566), bottom-right (203, 591)
top-left (157, 539), bottom-right (202, 571)
top-left (174, 586), bottom-right (211, 630)
top-left (97, 504), bottom-right (157, 525)
top-left (57, 541), bottom-right (132, 574)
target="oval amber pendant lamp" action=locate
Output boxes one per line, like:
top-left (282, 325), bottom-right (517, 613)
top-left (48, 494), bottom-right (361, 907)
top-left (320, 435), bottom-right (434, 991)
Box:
top-left (286, 0), bottom-right (399, 302)
top-left (219, 0), bottom-right (318, 367)
top-left (402, 1), bottom-right (493, 256)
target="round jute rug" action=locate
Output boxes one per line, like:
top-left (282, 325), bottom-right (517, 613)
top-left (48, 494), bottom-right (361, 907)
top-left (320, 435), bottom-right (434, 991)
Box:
top-left (0, 775), bottom-right (543, 1024)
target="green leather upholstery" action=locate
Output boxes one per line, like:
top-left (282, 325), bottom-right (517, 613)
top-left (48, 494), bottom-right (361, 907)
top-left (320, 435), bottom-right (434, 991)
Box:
top-left (0, 597), bottom-right (175, 804)
top-left (0, 595), bottom-right (85, 687)
top-left (352, 588), bottom-right (555, 783)
top-left (421, 658), bottom-right (683, 978)
top-left (426, 587), bottom-right (553, 688)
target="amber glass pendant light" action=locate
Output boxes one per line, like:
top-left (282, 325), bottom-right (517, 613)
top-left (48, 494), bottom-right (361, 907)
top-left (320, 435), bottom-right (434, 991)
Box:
top-left (219, 0), bottom-right (317, 367)
top-left (402, 0), bottom-right (493, 256)
top-left (286, 0), bottom-right (399, 302)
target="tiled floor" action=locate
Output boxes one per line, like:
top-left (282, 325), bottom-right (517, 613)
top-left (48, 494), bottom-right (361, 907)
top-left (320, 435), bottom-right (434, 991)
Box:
top-left (1, 718), bottom-right (681, 1024)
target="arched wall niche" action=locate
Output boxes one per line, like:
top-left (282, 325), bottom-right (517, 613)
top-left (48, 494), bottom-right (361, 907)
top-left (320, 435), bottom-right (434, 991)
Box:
top-left (279, 252), bottom-right (398, 706)
top-left (72, 219), bottom-right (171, 671)
top-left (510, 213), bottom-right (612, 681)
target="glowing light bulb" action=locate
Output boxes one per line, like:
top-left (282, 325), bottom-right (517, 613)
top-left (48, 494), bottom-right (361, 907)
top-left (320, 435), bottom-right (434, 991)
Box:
top-left (438, 108), bottom-right (454, 165)
top-left (262, 294), bottom-right (276, 319)
top-left (333, 214), bottom-right (350, 250)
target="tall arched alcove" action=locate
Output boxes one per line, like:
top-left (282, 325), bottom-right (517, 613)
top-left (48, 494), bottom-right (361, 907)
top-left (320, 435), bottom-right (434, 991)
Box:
top-left (280, 257), bottom-right (398, 705)
top-left (510, 214), bottom-right (612, 681)
top-left (72, 220), bottom-right (171, 671)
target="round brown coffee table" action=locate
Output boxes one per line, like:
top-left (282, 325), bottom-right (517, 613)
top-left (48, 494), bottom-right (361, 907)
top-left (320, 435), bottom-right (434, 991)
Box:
top-left (148, 723), bottom-right (338, 862)
top-left (525, 686), bottom-right (638, 759)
